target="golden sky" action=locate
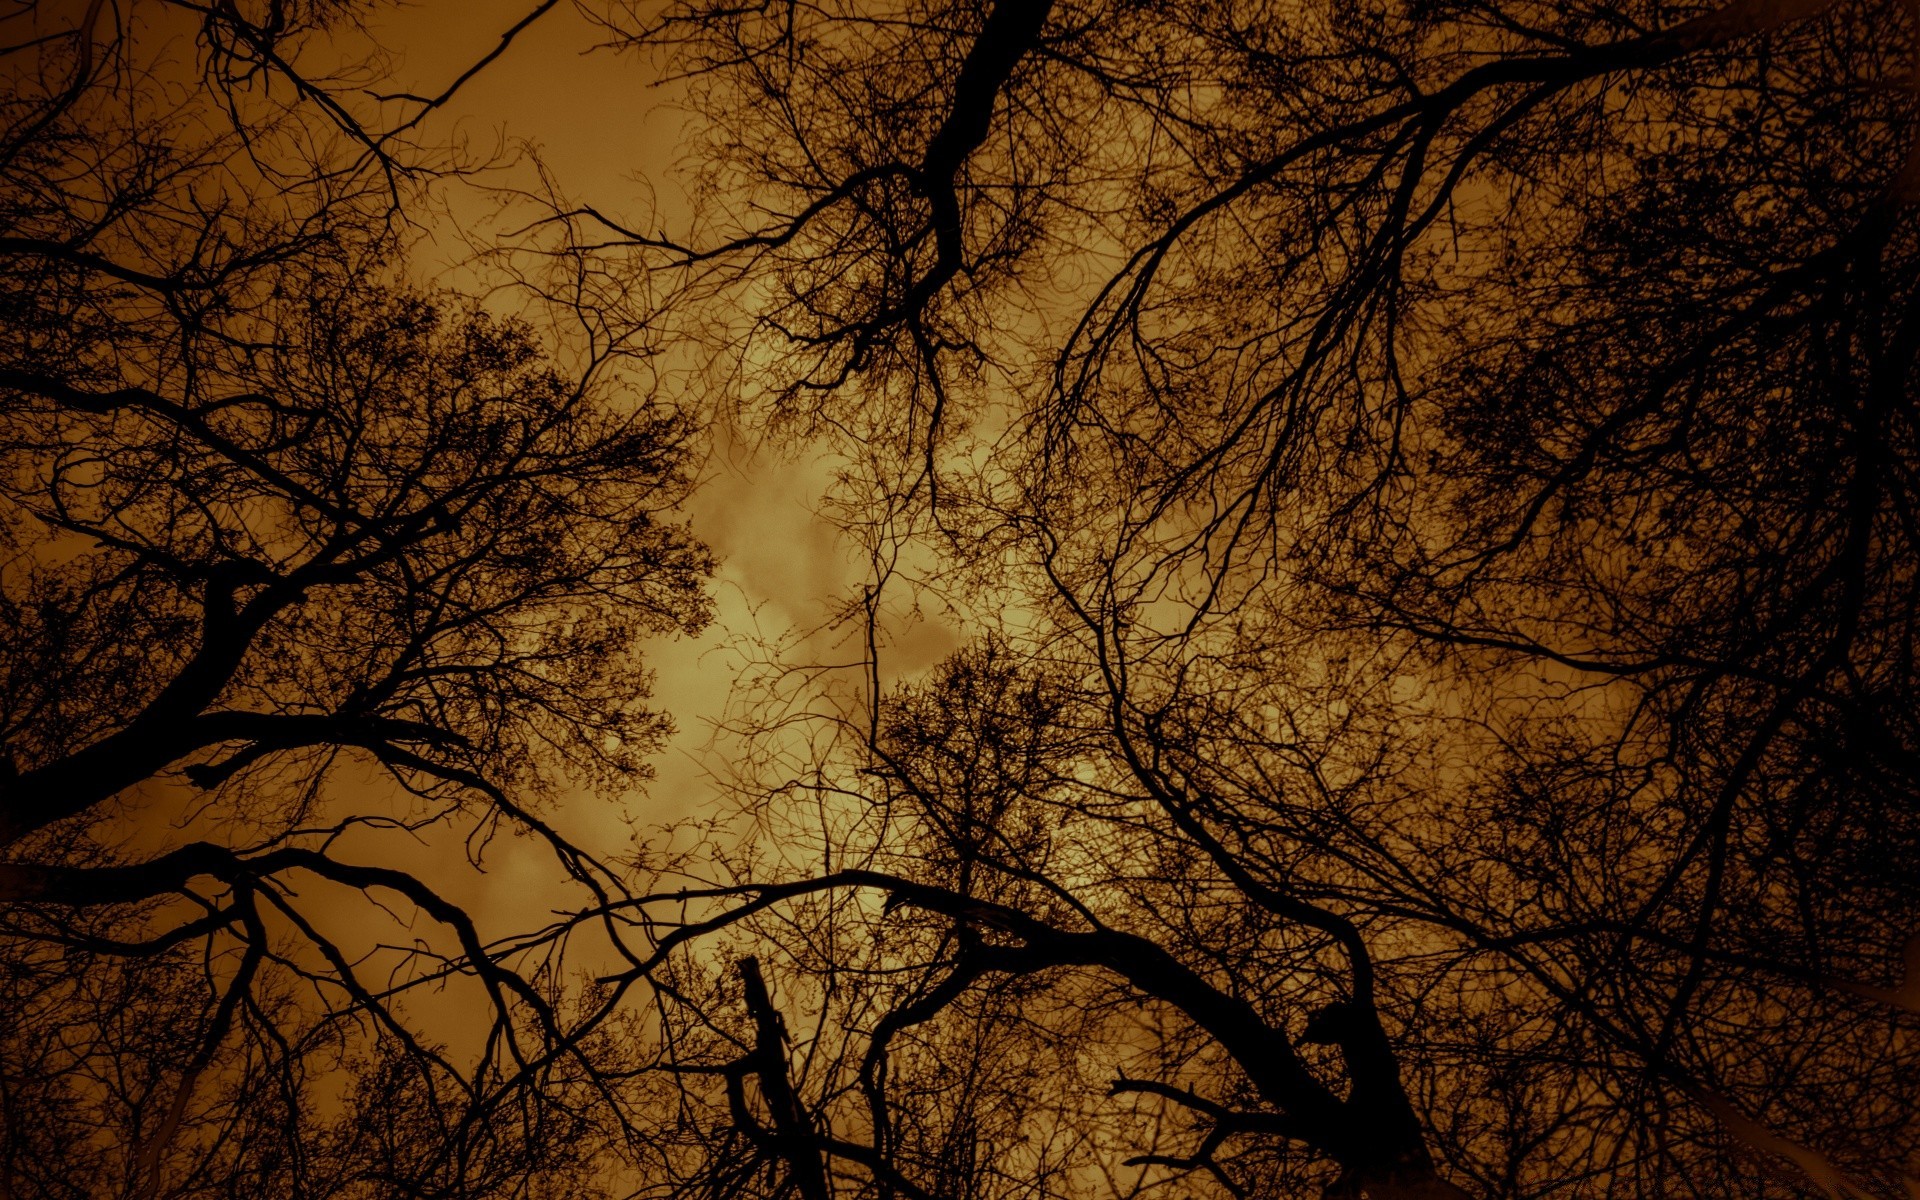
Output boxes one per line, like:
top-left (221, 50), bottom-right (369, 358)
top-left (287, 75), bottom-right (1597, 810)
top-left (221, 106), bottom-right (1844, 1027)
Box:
top-left (355, 0), bottom-right (959, 904)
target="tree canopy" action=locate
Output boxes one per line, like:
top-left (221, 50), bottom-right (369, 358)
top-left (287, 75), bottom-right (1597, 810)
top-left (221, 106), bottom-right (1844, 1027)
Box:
top-left (3, 0), bottom-right (1917, 1197)
top-left (1, 4), bottom-right (710, 1195)
top-left (556, 0), bottom-right (1920, 1196)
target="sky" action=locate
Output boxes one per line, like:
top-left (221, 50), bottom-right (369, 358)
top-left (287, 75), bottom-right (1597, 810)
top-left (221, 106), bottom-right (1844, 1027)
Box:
top-left (65, 0), bottom-right (960, 990)
top-left (332, 2), bottom-right (972, 944)
top-left (370, 0), bottom-right (862, 826)
top-left (70, 1), bottom-right (890, 1032)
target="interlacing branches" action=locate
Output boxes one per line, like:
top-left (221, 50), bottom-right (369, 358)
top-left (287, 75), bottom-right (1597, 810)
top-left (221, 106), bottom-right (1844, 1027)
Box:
top-left (542, 0), bottom-right (1920, 1196)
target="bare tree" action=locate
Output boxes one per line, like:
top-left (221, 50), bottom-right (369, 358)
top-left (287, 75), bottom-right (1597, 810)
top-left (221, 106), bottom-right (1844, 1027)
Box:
top-left (550, 0), bottom-right (1920, 1196)
top-left (0, 3), bottom-right (711, 1195)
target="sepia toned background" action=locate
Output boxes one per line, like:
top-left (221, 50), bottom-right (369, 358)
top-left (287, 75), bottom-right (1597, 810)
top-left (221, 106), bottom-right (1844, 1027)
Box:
top-left (5, 1), bottom-right (1917, 1196)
